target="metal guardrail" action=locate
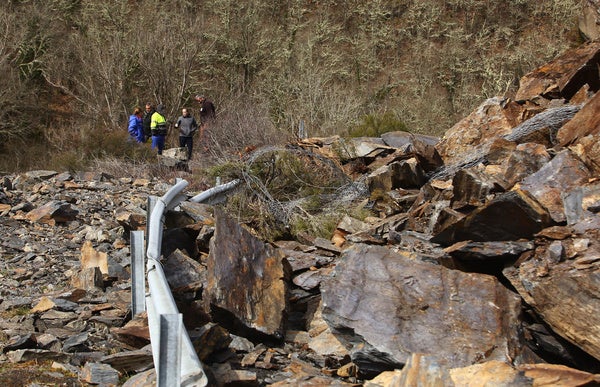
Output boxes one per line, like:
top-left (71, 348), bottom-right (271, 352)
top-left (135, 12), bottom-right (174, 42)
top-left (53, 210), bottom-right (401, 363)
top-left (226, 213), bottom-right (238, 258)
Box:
top-left (130, 178), bottom-right (240, 386)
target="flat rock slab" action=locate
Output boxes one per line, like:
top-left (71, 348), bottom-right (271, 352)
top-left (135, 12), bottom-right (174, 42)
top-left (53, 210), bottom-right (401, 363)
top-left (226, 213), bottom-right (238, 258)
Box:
top-left (205, 209), bottom-right (290, 339)
top-left (504, 256), bottom-right (600, 361)
top-left (321, 244), bottom-right (523, 369)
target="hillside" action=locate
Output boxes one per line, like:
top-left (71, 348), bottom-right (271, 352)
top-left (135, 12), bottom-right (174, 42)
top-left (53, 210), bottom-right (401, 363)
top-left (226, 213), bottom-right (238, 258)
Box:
top-left (2, 38), bottom-right (600, 384)
top-left (0, 0), bottom-right (582, 172)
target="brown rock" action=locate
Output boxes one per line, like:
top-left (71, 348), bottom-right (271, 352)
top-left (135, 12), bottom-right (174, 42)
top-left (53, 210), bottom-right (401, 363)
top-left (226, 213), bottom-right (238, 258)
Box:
top-left (115, 208), bottom-right (146, 232)
top-left (31, 297), bottom-right (57, 313)
top-left (449, 360), bottom-right (528, 385)
top-left (504, 255), bottom-right (600, 361)
top-left (516, 41), bottom-right (600, 101)
top-left (451, 167), bottom-right (504, 209)
top-left (25, 200), bottom-right (78, 225)
top-left (502, 143), bottom-right (550, 188)
top-left (321, 244), bottom-right (524, 369)
top-left (517, 363), bottom-right (600, 385)
top-left (80, 241), bottom-right (108, 275)
top-left (210, 363), bottom-right (258, 386)
top-left (516, 150), bottom-right (591, 223)
top-left (70, 267), bottom-right (104, 290)
top-left (111, 313), bottom-right (151, 347)
top-left (391, 353), bottom-right (450, 386)
top-left (80, 362), bottom-right (120, 386)
top-left (568, 133), bottom-right (600, 176)
top-left (435, 97), bottom-right (525, 164)
top-left (204, 209), bottom-right (290, 339)
top-left (431, 189), bottom-right (553, 245)
top-left (190, 322), bottom-right (232, 362)
top-left (162, 248), bottom-right (205, 292)
top-left (580, 1), bottom-right (600, 41)
top-left (100, 348), bottom-right (153, 373)
top-left (558, 88), bottom-right (600, 147)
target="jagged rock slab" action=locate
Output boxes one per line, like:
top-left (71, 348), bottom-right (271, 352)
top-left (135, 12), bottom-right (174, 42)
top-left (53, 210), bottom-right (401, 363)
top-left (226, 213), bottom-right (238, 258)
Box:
top-left (504, 253), bottom-right (600, 361)
top-left (435, 97), bottom-right (525, 164)
top-left (380, 131), bottom-right (440, 148)
top-left (100, 348), bottom-right (153, 373)
top-left (450, 167), bottom-right (504, 209)
top-left (204, 209), bottom-right (290, 339)
top-left (321, 244), bottom-right (523, 369)
top-left (80, 362), bottom-right (120, 386)
top-left (431, 189), bottom-right (553, 245)
top-left (580, 1), bottom-right (600, 41)
top-left (162, 248), bottom-right (205, 291)
top-left (24, 200), bottom-right (78, 225)
top-left (444, 240), bottom-right (534, 263)
top-left (516, 41), bottom-right (600, 101)
top-left (516, 149), bottom-right (591, 223)
top-left (501, 143), bottom-right (551, 188)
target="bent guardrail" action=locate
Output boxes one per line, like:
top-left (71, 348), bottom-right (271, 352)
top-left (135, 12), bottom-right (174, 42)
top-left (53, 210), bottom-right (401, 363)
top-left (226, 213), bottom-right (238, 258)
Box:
top-left (131, 178), bottom-right (240, 386)
top-left (146, 179), bottom-right (208, 386)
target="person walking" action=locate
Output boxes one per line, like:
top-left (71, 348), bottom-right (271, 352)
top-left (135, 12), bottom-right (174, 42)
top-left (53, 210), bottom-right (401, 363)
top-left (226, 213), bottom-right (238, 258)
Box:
top-left (142, 102), bottom-right (155, 143)
top-left (150, 104), bottom-right (168, 155)
top-left (127, 107), bottom-right (144, 143)
top-left (194, 95), bottom-right (216, 151)
top-left (175, 108), bottom-right (198, 160)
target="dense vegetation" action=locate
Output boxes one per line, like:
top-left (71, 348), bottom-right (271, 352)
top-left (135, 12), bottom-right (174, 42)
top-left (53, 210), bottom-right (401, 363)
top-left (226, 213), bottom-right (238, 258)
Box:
top-left (0, 0), bottom-right (580, 172)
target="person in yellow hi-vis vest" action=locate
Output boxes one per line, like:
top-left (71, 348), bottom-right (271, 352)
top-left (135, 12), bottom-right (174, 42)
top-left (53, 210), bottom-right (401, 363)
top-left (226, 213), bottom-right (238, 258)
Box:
top-left (150, 104), bottom-right (168, 155)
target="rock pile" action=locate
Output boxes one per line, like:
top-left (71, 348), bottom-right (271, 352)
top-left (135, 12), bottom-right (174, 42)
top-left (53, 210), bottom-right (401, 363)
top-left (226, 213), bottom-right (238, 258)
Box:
top-left (2, 42), bottom-right (600, 386)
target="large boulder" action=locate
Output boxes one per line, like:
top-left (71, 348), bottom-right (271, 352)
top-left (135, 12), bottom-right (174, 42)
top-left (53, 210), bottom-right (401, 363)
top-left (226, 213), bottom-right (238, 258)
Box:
top-left (431, 189), bottom-right (553, 245)
top-left (516, 150), bottom-right (591, 223)
top-left (435, 97), bottom-right (526, 165)
top-left (321, 244), bottom-right (525, 370)
top-left (204, 209), bottom-right (291, 340)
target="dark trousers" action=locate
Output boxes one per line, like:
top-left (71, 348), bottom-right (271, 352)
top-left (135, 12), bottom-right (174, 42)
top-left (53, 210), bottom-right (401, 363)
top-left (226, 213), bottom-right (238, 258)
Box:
top-left (179, 136), bottom-right (193, 160)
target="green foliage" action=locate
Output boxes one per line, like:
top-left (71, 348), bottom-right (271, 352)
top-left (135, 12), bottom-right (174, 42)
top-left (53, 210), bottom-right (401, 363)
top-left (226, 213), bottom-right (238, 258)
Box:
top-left (205, 161), bottom-right (245, 181)
top-left (289, 212), bottom-right (340, 240)
top-left (218, 148), bottom-right (352, 241)
top-left (248, 149), bottom-right (349, 202)
top-left (349, 112), bottom-right (408, 138)
top-left (0, 307), bottom-right (31, 319)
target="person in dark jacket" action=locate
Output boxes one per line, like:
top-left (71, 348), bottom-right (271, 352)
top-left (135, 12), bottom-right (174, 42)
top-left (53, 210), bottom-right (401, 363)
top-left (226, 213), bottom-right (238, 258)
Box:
top-left (128, 107), bottom-right (144, 143)
top-left (194, 95), bottom-right (216, 150)
top-left (142, 102), bottom-right (155, 143)
top-left (174, 108), bottom-right (198, 160)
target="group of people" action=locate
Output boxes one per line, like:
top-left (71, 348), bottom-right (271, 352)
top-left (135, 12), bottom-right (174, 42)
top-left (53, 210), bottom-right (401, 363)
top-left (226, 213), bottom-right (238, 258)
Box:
top-left (127, 95), bottom-right (216, 160)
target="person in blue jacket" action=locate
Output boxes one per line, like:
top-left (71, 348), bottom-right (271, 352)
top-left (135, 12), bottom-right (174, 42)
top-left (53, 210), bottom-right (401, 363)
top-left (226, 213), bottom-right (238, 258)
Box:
top-left (128, 107), bottom-right (145, 143)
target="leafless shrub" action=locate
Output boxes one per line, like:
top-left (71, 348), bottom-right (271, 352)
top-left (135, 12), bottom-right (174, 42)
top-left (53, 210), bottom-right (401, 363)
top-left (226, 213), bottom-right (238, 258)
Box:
top-left (202, 96), bottom-right (293, 162)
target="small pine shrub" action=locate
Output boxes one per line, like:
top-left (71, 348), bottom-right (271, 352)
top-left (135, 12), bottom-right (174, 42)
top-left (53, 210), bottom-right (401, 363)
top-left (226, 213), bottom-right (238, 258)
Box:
top-left (349, 111), bottom-right (408, 138)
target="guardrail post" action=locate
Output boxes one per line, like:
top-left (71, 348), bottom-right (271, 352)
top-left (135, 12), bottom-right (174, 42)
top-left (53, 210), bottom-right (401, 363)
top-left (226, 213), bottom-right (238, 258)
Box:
top-left (130, 230), bottom-right (146, 315)
top-left (158, 314), bottom-right (183, 387)
top-left (147, 195), bottom-right (158, 244)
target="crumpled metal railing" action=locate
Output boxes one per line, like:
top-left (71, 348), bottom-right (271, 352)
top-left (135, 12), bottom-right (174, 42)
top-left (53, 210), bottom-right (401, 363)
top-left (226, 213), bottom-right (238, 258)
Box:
top-left (145, 179), bottom-right (208, 386)
top-left (143, 177), bottom-right (241, 386)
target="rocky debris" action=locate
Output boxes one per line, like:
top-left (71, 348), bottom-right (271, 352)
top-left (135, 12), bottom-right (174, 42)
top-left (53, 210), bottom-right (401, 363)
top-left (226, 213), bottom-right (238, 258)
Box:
top-left (3, 41), bottom-right (600, 387)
